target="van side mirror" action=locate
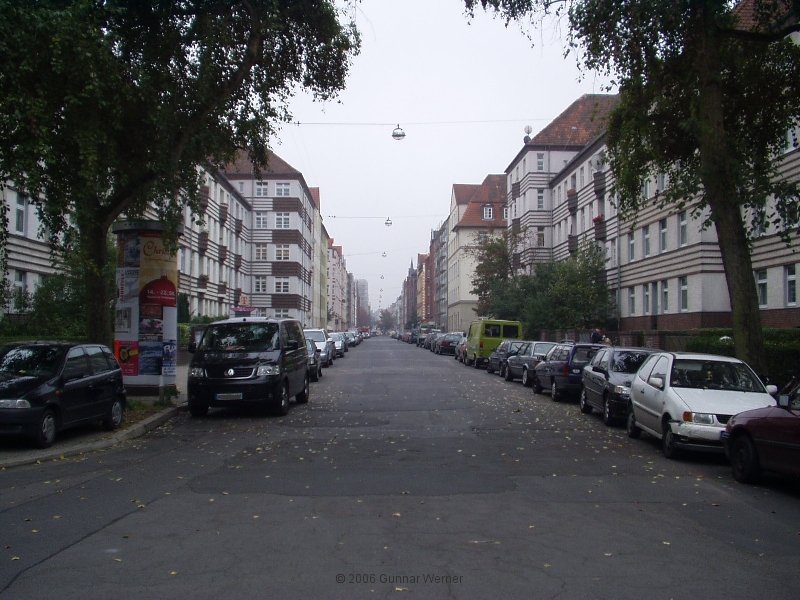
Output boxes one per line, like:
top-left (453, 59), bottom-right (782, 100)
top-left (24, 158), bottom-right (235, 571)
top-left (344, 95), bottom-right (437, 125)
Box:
top-left (286, 340), bottom-right (299, 351)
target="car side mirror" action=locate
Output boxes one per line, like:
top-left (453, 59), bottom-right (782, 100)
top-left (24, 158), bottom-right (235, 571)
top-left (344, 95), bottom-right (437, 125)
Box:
top-left (766, 384), bottom-right (778, 396)
top-left (648, 376), bottom-right (664, 390)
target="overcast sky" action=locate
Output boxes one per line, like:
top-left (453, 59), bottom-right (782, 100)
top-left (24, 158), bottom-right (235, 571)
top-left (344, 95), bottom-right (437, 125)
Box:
top-left (272, 0), bottom-right (612, 313)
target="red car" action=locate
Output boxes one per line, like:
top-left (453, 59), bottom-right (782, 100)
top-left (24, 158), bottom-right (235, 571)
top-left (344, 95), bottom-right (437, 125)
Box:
top-left (722, 390), bottom-right (800, 483)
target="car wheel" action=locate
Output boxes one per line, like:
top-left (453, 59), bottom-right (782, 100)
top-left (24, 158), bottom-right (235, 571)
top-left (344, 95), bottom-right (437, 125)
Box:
top-left (551, 381), bottom-right (560, 402)
top-left (602, 395), bottom-right (614, 426)
top-left (318, 364), bottom-right (323, 379)
top-left (188, 399), bottom-right (209, 418)
top-left (34, 408), bottom-right (57, 448)
top-left (579, 389), bottom-right (592, 414)
top-left (626, 404), bottom-right (641, 438)
top-left (103, 397), bottom-right (125, 430)
top-left (521, 368), bottom-right (531, 387)
top-left (296, 374), bottom-right (310, 405)
top-left (503, 364), bottom-right (513, 381)
top-left (473, 355), bottom-right (480, 369)
top-left (310, 365), bottom-right (319, 382)
top-left (730, 434), bottom-right (760, 483)
top-left (274, 382), bottom-right (291, 415)
top-left (662, 420), bottom-right (680, 459)
top-left (533, 375), bottom-right (543, 394)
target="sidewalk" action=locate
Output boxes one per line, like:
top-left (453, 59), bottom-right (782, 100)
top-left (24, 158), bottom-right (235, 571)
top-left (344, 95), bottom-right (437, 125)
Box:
top-left (0, 362), bottom-right (188, 470)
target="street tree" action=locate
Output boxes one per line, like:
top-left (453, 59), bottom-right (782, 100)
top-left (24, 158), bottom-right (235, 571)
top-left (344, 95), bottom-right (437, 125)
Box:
top-left (465, 0), bottom-right (800, 375)
top-left (379, 308), bottom-right (397, 332)
top-left (470, 230), bottom-right (518, 315)
top-left (0, 0), bottom-right (360, 343)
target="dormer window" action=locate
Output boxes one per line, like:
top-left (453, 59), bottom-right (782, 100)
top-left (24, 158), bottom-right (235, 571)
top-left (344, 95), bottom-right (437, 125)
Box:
top-left (483, 205), bottom-right (493, 220)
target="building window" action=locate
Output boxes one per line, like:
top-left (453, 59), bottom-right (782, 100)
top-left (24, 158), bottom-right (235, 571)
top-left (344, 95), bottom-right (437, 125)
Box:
top-left (659, 218), bottom-right (667, 253)
top-left (274, 308), bottom-right (290, 318)
top-left (238, 181), bottom-right (244, 193)
top-left (579, 166), bottom-right (585, 188)
top-left (275, 244), bottom-right (290, 261)
top-left (786, 265), bottom-right (797, 306)
top-left (679, 276), bottom-right (688, 311)
top-left (275, 212), bottom-right (290, 229)
top-left (482, 205), bottom-right (493, 220)
top-left (643, 284), bottom-right (650, 314)
top-left (755, 269), bottom-right (768, 307)
top-left (275, 277), bottom-right (289, 293)
top-left (642, 179), bottom-right (650, 200)
top-left (255, 243), bottom-right (268, 260)
top-left (275, 182), bottom-right (290, 197)
top-left (503, 205), bottom-right (509, 220)
top-left (255, 212), bottom-right (268, 229)
top-left (657, 173), bottom-right (666, 193)
top-left (628, 287), bottom-right (636, 316)
top-left (536, 153), bottom-right (544, 171)
top-left (661, 279), bottom-right (669, 312)
top-left (15, 196), bottom-right (26, 234)
top-left (254, 275), bottom-right (268, 293)
top-left (255, 181), bottom-right (268, 197)
top-left (535, 227), bottom-right (545, 247)
top-left (678, 211), bottom-right (687, 247)
top-left (643, 225), bottom-right (651, 257)
top-left (628, 231), bottom-right (635, 262)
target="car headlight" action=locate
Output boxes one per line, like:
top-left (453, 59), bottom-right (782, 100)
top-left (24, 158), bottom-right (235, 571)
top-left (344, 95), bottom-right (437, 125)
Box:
top-left (189, 367), bottom-right (205, 377)
top-left (613, 385), bottom-right (631, 398)
top-left (257, 364), bottom-right (281, 376)
top-left (683, 411), bottom-right (715, 425)
top-left (0, 399), bottom-right (31, 409)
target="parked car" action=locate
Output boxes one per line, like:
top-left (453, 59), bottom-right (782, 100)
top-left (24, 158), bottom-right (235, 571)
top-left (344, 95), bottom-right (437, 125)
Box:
top-left (330, 332), bottom-right (347, 356)
top-left (533, 342), bottom-right (603, 401)
top-left (435, 333), bottom-right (462, 355)
top-left (627, 352), bottom-right (777, 459)
top-left (187, 317), bottom-right (309, 417)
top-left (0, 341), bottom-right (127, 448)
top-left (722, 385), bottom-right (800, 483)
top-left (455, 335), bottom-right (468, 362)
top-left (580, 346), bottom-right (656, 425)
top-left (488, 339), bottom-right (527, 375)
top-left (465, 319), bottom-right (523, 368)
top-left (505, 341), bottom-right (557, 385)
top-left (344, 331), bottom-right (357, 347)
top-left (305, 338), bottom-right (322, 382)
top-left (304, 328), bottom-right (334, 367)
top-left (423, 331), bottom-right (442, 350)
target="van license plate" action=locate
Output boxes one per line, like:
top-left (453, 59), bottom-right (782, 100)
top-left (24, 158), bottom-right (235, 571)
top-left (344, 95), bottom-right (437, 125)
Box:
top-left (216, 392), bottom-right (242, 401)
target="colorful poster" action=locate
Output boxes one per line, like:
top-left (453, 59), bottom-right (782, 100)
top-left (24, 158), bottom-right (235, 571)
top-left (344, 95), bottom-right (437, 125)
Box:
top-left (138, 342), bottom-right (163, 376)
top-left (162, 340), bottom-right (177, 377)
top-left (114, 340), bottom-right (140, 377)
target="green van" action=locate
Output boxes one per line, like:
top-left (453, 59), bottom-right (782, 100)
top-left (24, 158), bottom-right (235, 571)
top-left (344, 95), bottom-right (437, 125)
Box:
top-left (465, 319), bottom-right (523, 368)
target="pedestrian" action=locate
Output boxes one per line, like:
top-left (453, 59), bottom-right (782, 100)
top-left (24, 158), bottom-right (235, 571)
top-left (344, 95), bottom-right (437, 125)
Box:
top-left (590, 328), bottom-right (603, 344)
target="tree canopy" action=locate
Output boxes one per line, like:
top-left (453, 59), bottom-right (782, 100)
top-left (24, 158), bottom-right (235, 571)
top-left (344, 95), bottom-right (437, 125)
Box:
top-left (0, 0), bottom-right (360, 342)
top-left (466, 0), bottom-right (800, 374)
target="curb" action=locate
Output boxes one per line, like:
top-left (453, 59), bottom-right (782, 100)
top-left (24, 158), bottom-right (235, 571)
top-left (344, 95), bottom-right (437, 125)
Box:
top-left (0, 405), bottom-right (184, 470)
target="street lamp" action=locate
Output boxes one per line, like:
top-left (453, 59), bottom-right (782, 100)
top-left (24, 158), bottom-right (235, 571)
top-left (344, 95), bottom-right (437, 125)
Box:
top-left (391, 124), bottom-right (406, 141)
top-left (384, 217), bottom-right (392, 227)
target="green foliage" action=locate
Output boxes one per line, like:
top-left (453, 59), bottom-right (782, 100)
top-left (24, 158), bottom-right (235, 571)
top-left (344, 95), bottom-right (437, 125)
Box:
top-left (0, 1), bottom-right (361, 342)
top-left (177, 293), bottom-right (191, 323)
top-left (379, 308), bottom-right (397, 332)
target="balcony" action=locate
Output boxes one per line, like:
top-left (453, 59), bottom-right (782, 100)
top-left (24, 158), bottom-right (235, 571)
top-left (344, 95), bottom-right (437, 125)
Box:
top-left (219, 245), bottom-right (228, 264)
top-left (593, 171), bottom-right (606, 199)
top-left (199, 186), bottom-right (210, 213)
top-left (234, 253), bottom-right (242, 271)
top-left (511, 181), bottom-right (520, 200)
top-left (198, 231), bottom-right (209, 254)
top-left (567, 188), bottom-right (578, 214)
top-left (594, 219), bottom-right (607, 241)
top-left (217, 282), bottom-right (227, 296)
top-left (219, 204), bottom-right (228, 223)
top-left (197, 274), bottom-right (208, 289)
top-left (234, 218), bottom-right (243, 234)
top-left (568, 234), bottom-right (578, 255)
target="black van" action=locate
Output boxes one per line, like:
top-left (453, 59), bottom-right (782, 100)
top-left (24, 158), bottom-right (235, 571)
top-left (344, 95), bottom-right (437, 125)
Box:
top-left (187, 317), bottom-right (309, 417)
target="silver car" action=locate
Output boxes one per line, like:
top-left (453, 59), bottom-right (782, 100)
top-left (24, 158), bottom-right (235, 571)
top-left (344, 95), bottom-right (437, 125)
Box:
top-left (304, 328), bottom-right (335, 367)
top-left (627, 352), bottom-right (777, 459)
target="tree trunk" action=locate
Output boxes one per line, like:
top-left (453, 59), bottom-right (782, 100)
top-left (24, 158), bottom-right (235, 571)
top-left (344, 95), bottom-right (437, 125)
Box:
top-left (79, 218), bottom-right (112, 346)
top-left (693, 4), bottom-right (767, 376)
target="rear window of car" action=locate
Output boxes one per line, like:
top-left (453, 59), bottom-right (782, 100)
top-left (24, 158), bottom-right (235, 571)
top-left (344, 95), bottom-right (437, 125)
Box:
top-left (304, 330), bottom-right (326, 342)
top-left (571, 346), bottom-right (599, 366)
top-left (610, 350), bottom-right (652, 373)
top-left (670, 358), bottom-right (765, 392)
top-left (86, 345), bottom-right (115, 374)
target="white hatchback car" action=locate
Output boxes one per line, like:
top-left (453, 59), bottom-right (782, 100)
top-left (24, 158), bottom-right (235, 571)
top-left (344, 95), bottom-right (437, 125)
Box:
top-left (627, 352), bottom-right (777, 459)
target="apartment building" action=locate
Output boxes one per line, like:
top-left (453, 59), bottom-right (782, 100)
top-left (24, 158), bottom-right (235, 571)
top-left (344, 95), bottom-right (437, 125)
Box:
top-left (505, 94), bottom-right (800, 331)
top-left (327, 240), bottom-right (348, 331)
top-left (446, 175), bottom-right (507, 333)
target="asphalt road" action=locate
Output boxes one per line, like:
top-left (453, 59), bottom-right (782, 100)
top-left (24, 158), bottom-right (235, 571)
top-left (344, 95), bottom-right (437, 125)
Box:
top-left (1, 337), bottom-right (799, 600)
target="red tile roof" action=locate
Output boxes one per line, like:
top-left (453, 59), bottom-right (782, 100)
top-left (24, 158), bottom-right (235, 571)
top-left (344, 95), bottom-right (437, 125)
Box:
top-left (529, 94), bottom-right (619, 147)
top-left (452, 183), bottom-right (480, 205)
top-left (223, 149), bottom-right (301, 179)
top-left (453, 174), bottom-right (507, 230)
top-left (733, 0), bottom-right (796, 30)
top-left (309, 187), bottom-right (321, 210)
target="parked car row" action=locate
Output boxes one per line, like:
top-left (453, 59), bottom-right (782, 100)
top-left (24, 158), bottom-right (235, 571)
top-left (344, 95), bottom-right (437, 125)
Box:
top-left (426, 330), bottom-right (799, 484)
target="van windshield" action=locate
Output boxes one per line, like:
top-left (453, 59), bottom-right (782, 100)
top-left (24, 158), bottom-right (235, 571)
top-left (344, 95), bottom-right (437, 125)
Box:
top-left (199, 323), bottom-right (280, 352)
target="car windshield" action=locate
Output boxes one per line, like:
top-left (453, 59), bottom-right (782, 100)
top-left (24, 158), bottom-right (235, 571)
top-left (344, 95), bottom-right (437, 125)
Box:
top-left (199, 323), bottom-right (280, 352)
top-left (305, 330), bottom-right (326, 342)
top-left (0, 344), bottom-right (66, 378)
top-left (611, 351), bottom-right (651, 373)
top-left (669, 359), bottom-right (765, 392)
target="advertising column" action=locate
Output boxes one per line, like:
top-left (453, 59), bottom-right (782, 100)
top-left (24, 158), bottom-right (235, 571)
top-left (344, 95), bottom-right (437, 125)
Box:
top-left (112, 221), bottom-right (182, 396)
